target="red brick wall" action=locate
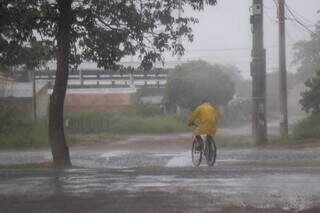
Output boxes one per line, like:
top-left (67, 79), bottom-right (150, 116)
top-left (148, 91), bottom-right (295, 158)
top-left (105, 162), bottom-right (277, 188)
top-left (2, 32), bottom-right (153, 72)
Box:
top-left (64, 92), bottom-right (135, 112)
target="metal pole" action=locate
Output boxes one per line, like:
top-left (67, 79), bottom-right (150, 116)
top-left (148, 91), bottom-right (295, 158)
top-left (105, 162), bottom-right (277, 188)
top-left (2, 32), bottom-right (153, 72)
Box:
top-left (32, 70), bottom-right (37, 121)
top-left (79, 69), bottom-right (83, 87)
top-left (250, 0), bottom-right (267, 144)
top-left (278, 0), bottom-right (288, 139)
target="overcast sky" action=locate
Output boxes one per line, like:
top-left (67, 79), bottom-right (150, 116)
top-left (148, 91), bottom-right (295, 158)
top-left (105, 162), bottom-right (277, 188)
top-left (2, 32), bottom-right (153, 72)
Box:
top-left (161, 0), bottom-right (320, 78)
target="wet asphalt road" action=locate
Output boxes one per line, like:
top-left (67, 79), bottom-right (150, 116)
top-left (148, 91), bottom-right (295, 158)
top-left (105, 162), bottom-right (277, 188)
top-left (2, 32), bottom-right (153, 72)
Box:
top-left (1, 134), bottom-right (320, 213)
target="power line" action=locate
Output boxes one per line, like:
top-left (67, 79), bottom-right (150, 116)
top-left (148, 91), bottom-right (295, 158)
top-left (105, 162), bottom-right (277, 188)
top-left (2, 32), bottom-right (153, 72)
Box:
top-left (272, 0), bottom-right (278, 10)
top-left (284, 4), bottom-right (316, 26)
top-left (284, 2), bottom-right (318, 36)
top-left (185, 47), bottom-right (249, 52)
top-left (273, 0), bottom-right (316, 36)
top-left (185, 44), bottom-right (295, 52)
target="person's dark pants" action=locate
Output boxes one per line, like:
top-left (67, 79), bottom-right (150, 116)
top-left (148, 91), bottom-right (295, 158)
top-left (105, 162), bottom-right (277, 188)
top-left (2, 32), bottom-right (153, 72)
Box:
top-left (195, 135), bottom-right (203, 151)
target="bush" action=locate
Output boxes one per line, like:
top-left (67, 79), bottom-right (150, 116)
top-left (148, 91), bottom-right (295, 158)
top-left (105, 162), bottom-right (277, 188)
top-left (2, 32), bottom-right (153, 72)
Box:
top-left (0, 106), bottom-right (49, 148)
top-left (293, 113), bottom-right (320, 139)
top-left (65, 104), bottom-right (190, 134)
top-left (300, 70), bottom-right (320, 114)
top-left (0, 105), bottom-right (21, 133)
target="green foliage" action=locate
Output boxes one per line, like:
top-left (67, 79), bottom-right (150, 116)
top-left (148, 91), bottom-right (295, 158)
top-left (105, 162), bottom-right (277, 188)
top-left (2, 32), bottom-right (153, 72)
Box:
top-left (300, 70), bottom-right (320, 114)
top-left (293, 21), bottom-right (320, 82)
top-left (65, 104), bottom-right (190, 134)
top-left (1, 0), bottom-right (217, 70)
top-left (0, 105), bottom-right (20, 133)
top-left (293, 113), bottom-right (320, 139)
top-left (165, 60), bottom-right (235, 109)
top-left (0, 1), bottom-right (52, 69)
top-left (0, 106), bottom-right (48, 148)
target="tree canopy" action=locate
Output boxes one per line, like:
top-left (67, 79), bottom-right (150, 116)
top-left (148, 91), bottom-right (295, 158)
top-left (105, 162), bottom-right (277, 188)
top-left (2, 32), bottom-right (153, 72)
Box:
top-left (293, 21), bottom-right (320, 82)
top-left (165, 60), bottom-right (235, 109)
top-left (300, 69), bottom-right (320, 114)
top-left (1, 0), bottom-right (217, 70)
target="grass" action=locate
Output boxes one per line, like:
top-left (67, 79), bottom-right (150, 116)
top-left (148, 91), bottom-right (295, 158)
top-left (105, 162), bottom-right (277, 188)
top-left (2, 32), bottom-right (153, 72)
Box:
top-left (293, 113), bottom-right (320, 140)
top-left (0, 117), bottom-right (49, 148)
top-left (65, 104), bottom-right (190, 135)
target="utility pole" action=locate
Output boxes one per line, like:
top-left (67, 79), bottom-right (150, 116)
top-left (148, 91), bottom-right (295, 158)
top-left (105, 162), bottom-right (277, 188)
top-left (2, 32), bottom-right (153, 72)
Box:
top-left (278, 0), bottom-right (288, 139)
top-left (250, 0), bottom-right (267, 144)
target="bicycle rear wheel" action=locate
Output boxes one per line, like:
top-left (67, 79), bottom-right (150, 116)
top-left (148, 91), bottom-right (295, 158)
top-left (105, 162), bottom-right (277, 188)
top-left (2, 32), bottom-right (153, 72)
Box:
top-left (192, 137), bottom-right (202, 167)
top-left (205, 136), bottom-right (217, 167)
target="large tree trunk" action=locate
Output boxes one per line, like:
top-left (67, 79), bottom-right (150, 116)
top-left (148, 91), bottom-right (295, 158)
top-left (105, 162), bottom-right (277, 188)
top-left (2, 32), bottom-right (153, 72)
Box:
top-left (49, 0), bottom-right (73, 167)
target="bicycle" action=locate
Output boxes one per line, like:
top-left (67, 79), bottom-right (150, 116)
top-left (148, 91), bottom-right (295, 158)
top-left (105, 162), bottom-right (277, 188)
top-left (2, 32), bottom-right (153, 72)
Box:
top-left (191, 130), bottom-right (217, 167)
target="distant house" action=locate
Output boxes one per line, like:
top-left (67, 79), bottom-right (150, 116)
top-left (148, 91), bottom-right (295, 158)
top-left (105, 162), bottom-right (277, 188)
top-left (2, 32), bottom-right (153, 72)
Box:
top-left (0, 81), bottom-right (49, 118)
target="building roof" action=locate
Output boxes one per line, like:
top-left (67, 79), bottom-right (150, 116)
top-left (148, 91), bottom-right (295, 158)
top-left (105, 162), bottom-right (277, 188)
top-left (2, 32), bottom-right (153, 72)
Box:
top-left (0, 81), bottom-right (48, 98)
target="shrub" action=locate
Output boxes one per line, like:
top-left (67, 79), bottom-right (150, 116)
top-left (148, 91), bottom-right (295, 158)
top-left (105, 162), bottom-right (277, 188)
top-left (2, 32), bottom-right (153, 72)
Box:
top-left (293, 113), bottom-right (320, 139)
top-left (64, 104), bottom-right (190, 134)
top-left (0, 109), bottom-right (49, 148)
top-left (300, 70), bottom-right (320, 114)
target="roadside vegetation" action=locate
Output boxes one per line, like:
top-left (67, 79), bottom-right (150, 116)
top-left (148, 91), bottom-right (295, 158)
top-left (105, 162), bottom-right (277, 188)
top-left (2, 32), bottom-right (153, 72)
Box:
top-left (0, 106), bottom-right (49, 148)
top-left (289, 22), bottom-right (320, 144)
top-left (65, 103), bottom-right (190, 135)
top-left (292, 86), bottom-right (320, 142)
top-left (293, 114), bottom-right (320, 140)
top-left (0, 103), bottom-right (192, 148)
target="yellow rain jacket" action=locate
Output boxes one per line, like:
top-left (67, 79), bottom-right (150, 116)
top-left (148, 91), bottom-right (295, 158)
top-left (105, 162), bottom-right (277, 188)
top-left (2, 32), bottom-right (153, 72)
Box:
top-left (187, 102), bottom-right (218, 136)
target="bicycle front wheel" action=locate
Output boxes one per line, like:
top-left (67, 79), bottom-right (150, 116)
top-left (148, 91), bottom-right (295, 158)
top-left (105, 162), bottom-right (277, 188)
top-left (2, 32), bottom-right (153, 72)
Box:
top-left (192, 138), bottom-right (202, 167)
top-left (205, 137), bottom-right (217, 167)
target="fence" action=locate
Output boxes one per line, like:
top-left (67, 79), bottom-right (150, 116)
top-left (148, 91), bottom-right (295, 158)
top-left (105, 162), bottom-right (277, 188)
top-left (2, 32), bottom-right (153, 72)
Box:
top-left (35, 68), bottom-right (170, 89)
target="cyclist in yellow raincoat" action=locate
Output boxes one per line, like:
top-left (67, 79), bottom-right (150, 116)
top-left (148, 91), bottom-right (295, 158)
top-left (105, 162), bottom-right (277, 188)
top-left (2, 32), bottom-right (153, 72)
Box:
top-left (187, 100), bottom-right (218, 137)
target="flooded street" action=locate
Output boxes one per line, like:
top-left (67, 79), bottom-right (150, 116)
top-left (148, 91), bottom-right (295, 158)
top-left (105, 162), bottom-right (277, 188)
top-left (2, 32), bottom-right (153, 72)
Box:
top-left (1, 133), bottom-right (320, 212)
